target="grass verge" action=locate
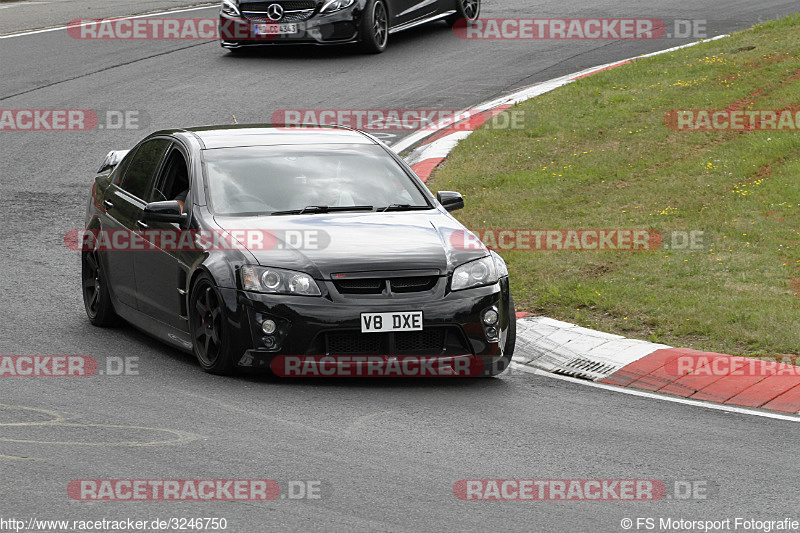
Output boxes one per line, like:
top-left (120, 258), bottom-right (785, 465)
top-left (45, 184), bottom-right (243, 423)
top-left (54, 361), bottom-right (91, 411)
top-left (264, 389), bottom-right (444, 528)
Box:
top-left (432, 15), bottom-right (800, 355)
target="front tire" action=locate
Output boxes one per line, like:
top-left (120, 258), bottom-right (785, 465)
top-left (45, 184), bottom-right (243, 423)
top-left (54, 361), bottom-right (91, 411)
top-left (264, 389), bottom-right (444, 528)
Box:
top-left (358, 0), bottom-right (389, 54)
top-left (82, 249), bottom-right (117, 327)
top-left (189, 274), bottom-right (236, 375)
top-left (447, 0), bottom-right (480, 26)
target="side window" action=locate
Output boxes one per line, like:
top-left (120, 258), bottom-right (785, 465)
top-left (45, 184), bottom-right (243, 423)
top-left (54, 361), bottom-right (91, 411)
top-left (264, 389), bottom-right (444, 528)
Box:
top-left (112, 147), bottom-right (139, 186)
top-left (119, 138), bottom-right (171, 200)
top-left (150, 147), bottom-right (190, 203)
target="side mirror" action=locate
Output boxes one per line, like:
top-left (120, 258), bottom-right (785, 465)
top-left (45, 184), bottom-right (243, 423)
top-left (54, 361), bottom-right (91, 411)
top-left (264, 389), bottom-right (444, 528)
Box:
top-left (437, 191), bottom-right (464, 212)
top-left (142, 201), bottom-right (187, 224)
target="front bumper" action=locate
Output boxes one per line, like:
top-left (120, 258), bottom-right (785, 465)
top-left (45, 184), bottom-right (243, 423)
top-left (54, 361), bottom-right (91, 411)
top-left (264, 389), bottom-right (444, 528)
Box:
top-left (225, 278), bottom-right (512, 374)
top-left (219, 7), bottom-right (363, 47)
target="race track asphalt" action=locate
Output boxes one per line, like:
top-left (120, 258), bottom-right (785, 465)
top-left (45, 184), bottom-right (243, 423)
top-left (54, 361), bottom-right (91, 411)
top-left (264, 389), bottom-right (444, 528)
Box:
top-left (1, 0), bottom-right (798, 530)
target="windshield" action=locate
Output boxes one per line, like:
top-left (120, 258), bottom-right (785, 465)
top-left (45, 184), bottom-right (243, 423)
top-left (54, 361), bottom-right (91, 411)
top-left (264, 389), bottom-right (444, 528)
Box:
top-left (202, 144), bottom-right (431, 216)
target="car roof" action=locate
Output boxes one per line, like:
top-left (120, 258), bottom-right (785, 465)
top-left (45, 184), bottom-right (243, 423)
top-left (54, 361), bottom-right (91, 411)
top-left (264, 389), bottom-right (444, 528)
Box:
top-left (158, 124), bottom-right (377, 150)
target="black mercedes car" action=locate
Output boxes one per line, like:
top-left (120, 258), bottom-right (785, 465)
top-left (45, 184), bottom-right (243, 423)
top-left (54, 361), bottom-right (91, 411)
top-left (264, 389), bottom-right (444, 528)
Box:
top-left (81, 124), bottom-right (514, 376)
top-left (219, 0), bottom-right (480, 53)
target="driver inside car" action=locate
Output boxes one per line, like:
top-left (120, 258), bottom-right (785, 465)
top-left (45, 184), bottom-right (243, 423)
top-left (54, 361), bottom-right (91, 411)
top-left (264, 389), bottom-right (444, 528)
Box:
top-left (383, 172), bottom-right (415, 206)
top-left (174, 189), bottom-right (188, 213)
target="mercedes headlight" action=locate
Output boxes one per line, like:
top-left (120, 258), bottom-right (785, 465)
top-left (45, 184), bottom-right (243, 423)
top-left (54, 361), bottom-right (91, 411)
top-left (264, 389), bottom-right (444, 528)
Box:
top-left (241, 265), bottom-right (321, 296)
top-left (320, 0), bottom-right (356, 14)
top-left (451, 256), bottom-right (498, 291)
top-left (221, 0), bottom-right (241, 17)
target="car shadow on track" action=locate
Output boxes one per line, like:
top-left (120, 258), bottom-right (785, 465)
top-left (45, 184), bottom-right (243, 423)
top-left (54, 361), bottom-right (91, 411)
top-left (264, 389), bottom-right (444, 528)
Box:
top-left (236, 374), bottom-right (511, 390)
top-left (218, 21), bottom-right (455, 61)
top-left (105, 322), bottom-right (511, 390)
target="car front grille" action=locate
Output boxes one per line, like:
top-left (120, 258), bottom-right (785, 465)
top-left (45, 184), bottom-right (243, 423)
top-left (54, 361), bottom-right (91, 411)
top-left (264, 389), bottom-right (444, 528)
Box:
top-left (326, 332), bottom-right (383, 355)
top-left (333, 276), bottom-right (439, 295)
top-left (323, 327), bottom-right (469, 356)
top-left (395, 329), bottom-right (445, 352)
top-left (334, 278), bottom-right (385, 294)
top-left (241, 1), bottom-right (317, 22)
top-left (241, 1), bottom-right (316, 10)
top-left (390, 276), bottom-right (438, 293)
top-left (243, 10), bottom-right (315, 23)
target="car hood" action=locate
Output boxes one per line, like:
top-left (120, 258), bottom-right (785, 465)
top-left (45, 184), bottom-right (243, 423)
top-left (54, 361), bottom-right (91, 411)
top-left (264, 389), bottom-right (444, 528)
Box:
top-left (212, 211), bottom-right (488, 279)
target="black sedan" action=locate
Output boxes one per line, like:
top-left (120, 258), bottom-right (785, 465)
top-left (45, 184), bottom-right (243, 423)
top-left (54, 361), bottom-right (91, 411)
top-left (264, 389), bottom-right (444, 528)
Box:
top-left (82, 124), bottom-right (514, 377)
top-left (219, 0), bottom-right (480, 53)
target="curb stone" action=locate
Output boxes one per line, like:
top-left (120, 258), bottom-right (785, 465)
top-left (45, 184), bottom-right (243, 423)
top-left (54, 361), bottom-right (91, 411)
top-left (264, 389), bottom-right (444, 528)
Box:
top-left (394, 35), bottom-right (800, 416)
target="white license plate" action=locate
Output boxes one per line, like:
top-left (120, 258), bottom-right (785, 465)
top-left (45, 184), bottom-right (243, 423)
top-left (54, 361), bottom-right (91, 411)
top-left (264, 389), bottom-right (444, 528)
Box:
top-left (361, 311), bottom-right (423, 333)
top-left (253, 23), bottom-right (298, 35)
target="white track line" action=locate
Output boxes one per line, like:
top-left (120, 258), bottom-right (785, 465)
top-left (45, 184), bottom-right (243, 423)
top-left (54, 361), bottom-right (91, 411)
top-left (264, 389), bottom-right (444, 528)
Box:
top-left (510, 362), bottom-right (800, 423)
top-left (0, 4), bottom-right (217, 39)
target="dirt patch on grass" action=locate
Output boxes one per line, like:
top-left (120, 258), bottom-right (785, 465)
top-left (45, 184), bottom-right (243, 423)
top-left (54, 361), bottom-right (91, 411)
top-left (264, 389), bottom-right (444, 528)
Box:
top-left (791, 277), bottom-right (800, 299)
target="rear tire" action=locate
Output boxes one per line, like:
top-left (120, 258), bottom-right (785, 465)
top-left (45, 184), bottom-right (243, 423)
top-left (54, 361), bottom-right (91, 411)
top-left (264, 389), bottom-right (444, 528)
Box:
top-left (189, 274), bottom-right (237, 375)
top-left (447, 0), bottom-right (481, 26)
top-left (358, 0), bottom-right (389, 54)
top-left (82, 249), bottom-right (118, 327)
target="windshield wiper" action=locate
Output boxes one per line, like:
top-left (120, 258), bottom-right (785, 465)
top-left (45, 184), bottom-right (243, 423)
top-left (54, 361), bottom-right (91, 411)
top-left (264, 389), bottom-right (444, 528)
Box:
top-left (271, 205), bottom-right (374, 216)
top-left (377, 204), bottom-right (432, 212)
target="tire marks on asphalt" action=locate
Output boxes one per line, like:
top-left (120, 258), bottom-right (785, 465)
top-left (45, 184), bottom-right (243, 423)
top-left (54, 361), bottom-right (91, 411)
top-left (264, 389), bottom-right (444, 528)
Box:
top-left (0, 404), bottom-right (200, 446)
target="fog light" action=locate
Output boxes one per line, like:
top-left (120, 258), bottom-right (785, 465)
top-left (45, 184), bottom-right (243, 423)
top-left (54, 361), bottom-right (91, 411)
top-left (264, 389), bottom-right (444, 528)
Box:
top-left (485, 326), bottom-right (498, 339)
top-left (262, 319), bottom-right (277, 335)
top-left (483, 309), bottom-right (499, 326)
top-left (263, 336), bottom-right (276, 349)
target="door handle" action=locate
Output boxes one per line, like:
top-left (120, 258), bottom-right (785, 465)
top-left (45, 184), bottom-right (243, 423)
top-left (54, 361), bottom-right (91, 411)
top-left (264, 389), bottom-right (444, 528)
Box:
top-left (103, 200), bottom-right (114, 210)
top-left (136, 220), bottom-right (149, 229)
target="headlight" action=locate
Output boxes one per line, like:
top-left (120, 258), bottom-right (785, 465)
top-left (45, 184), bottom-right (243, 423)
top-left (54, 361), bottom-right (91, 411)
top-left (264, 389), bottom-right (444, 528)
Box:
top-left (451, 256), bottom-right (498, 291)
top-left (491, 250), bottom-right (509, 277)
top-left (220, 0), bottom-right (241, 17)
top-left (241, 265), bottom-right (321, 296)
top-left (320, 0), bottom-right (356, 14)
